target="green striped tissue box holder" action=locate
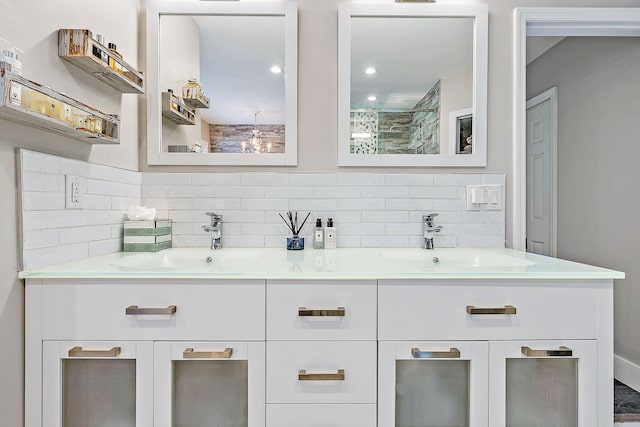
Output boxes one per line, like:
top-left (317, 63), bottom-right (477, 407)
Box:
top-left (123, 219), bottom-right (172, 252)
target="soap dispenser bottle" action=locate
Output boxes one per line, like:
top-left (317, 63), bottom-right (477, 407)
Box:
top-left (324, 218), bottom-right (336, 249)
top-left (313, 218), bottom-right (324, 249)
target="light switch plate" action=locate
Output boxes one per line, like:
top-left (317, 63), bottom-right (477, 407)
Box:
top-left (65, 175), bottom-right (85, 209)
top-left (466, 184), bottom-right (503, 211)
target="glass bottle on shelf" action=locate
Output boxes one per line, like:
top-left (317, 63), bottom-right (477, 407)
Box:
top-left (108, 43), bottom-right (123, 74)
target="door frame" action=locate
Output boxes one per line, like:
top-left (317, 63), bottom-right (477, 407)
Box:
top-left (525, 86), bottom-right (557, 257)
top-left (511, 7), bottom-right (640, 251)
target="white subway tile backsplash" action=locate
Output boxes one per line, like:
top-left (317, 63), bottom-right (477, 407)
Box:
top-left (338, 173), bottom-right (386, 186)
top-left (433, 174), bottom-right (483, 186)
top-left (362, 211), bottom-right (409, 223)
top-left (23, 229), bottom-right (59, 250)
top-left (338, 198), bottom-right (385, 211)
top-left (289, 174), bottom-right (338, 186)
top-left (361, 235), bottom-right (409, 248)
top-left (59, 225), bottom-right (113, 245)
top-left (217, 186), bottom-right (264, 198)
top-left (265, 186), bottom-right (313, 199)
top-left (22, 192), bottom-right (65, 211)
top-left (22, 151), bottom-right (60, 174)
top-left (142, 197), bottom-right (192, 210)
top-left (385, 223), bottom-right (421, 235)
top-left (143, 173), bottom-right (192, 186)
top-left (385, 173), bottom-right (434, 186)
top-left (60, 159), bottom-right (112, 181)
top-left (409, 186), bottom-right (458, 199)
top-left (112, 196), bottom-right (145, 211)
top-left (289, 199), bottom-right (338, 212)
top-left (241, 173), bottom-right (288, 186)
top-left (191, 173), bottom-right (241, 186)
top-left (84, 194), bottom-right (112, 210)
top-left (20, 149), bottom-right (505, 269)
top-left (167, 186), bottom-right (217, 198)
top-left (241, 199), bottom-right (288, 211)
top-left (23, 242), bottom-right (89, 270)
top-left (22, 172), bottom-right (63, 192)
top-left (313, 186), bottom-right (361, 199)
top-left (361, 186), bottom-right (409, 198)
top-left (89, 238), bottom-right (122, 257)
top-left (191, 198), bottom-right (241, 210)
top-left (111, 168), bottom-right (142, 185)
top-left (386, 198), bottom-right (435, 211)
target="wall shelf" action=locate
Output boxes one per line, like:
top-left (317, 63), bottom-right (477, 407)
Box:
top-left (58, 29), bottom-right (144, 94)
top-left (0, 71), bottom-right (120, 144)
top-left (162, 91), bottom-right (195, 125)
top-left (182, 94), bottom-right (210, 110)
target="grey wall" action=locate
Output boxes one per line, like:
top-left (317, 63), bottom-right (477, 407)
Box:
top-left (0, 1), bottom-right (141, 425)
top-left (527, 37), bottom-right (640, 368)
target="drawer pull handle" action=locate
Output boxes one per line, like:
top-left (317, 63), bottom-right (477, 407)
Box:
top-left (411, 347), bottom-right (461, 359)
top-left (298, 369), bottom-right (345, 381)
top-left (125, 305), bottom-right (177, 315)
top-left (298, 307), bottom-right (345, 317)
top-left (183, 347), bottom-right (233, 359)
top-left (521, 346), bottom-right (573, 357)
top-left (68, 346), bottom-right (121, 358)
top-left (466, 305), bottom-right (517, 315)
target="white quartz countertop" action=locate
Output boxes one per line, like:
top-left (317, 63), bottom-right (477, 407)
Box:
top-left (18, 248), bottom-right (624, 280)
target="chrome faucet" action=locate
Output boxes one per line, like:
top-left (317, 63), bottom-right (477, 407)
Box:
top-left (423, 213), bottom-right (443, 250)
top-left (202, 212), bottom-right (223, 250)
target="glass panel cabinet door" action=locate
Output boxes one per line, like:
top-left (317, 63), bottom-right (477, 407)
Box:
top-left (154, 342), bottom-right (266, 427)
top-left (379, 341), bottom-right (489, 427)
top-left (42, 341), bottom-right (154, 427)
top-left (488, 340), bottom-right (597, 427)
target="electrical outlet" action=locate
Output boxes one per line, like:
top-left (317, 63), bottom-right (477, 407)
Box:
top-left (65, 175), bottom-right (85, 209)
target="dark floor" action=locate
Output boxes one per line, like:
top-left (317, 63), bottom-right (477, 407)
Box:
top-left (615, 380), bottom-right (640, 422)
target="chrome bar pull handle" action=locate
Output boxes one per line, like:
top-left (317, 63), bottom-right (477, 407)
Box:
top-left (411, 347), bottom-right (461, 359)
top-left (466, 305), bottom-right (517, 315)
top-left (68, 346), bottom-right (121, 358)
top-left (521, 346), bottom-right (573, 357)
top-left (125, 305), bottom-right (177, 315)
top-left (183, 347), bottom-right (233, 359)
top-left (298, 369), bottom-right (346, 381)
top-left (298, 307), bottom-right (346, 317)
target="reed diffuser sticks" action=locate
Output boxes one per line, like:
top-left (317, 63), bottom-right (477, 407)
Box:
top-left (279, 211), bottom-right (311, 237)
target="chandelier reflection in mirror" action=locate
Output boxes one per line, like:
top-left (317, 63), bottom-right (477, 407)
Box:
top-left (242, 111), bottom-right (272, 153)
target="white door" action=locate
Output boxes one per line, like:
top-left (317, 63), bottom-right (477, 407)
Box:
top-left (42, 340), bottom-right (154, 427)
top-left (378, 341), bottom-right (489, 427)
top-left (154, 341), bottom-right (265, 427)
top-left (488, 340), bottom-right (598, 427)
top-left (526, 87), bottom-right (557, 256)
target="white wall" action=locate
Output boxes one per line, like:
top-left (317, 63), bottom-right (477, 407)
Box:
top-left (527, 36), bottom-right (640, 378)
top-left (0, 1), bottom-right (141, 425)
top-left (160, 15), bottom-right (202, 151)
top-left (440, 65), bottom-right (473, 154)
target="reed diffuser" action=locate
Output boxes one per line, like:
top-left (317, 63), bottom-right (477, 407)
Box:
top-left (279, 211), bottom-right (311, 250)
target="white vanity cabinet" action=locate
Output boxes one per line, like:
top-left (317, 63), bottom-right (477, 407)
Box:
top-left (265, 280), bottom-right (377, 427)
top-left (378, 280), bottom-right (611, 427)
top-left (24, 265), bottom-right (617, 427)
top-left (26, 279), bottom-right (266, 427)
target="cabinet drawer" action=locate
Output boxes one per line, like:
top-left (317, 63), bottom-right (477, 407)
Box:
top-left (267, 280), bottom-right (376, 340)
top-left (266, 341), bottom-right (377, 404)
top-left (41, 280), bottom-right (265, 341)
top-left (267, 404), bottom-right (376, 427)
top-left (378, 281), bottom-right (599, 340)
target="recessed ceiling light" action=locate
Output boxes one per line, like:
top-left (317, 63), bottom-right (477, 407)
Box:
top-left (365, 67), bottom-right (376, 75)
top-left (368, 95), bottom-right (377, 101)
top-left (270, 65), bottom-right (282, 74)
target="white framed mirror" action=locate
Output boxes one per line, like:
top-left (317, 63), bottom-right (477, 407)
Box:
top-left (338, 3), bottom-right (487, 167)
top-left (146, 1), bottom-right (298, 166)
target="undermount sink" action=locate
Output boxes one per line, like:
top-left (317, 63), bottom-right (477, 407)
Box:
top-left (372, 248), bottom-right (535, 268)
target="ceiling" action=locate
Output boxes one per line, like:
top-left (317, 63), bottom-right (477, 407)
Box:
top-left (350, 16), bottom-right (474, 110)
top-left (192, 15), bottom-right (285, 125)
